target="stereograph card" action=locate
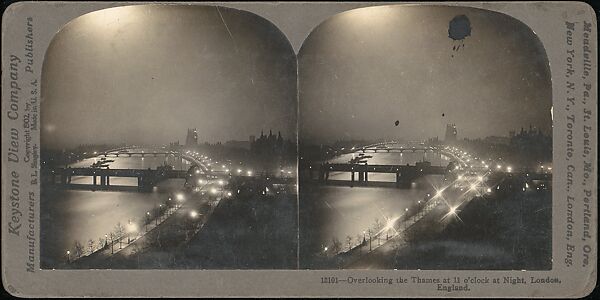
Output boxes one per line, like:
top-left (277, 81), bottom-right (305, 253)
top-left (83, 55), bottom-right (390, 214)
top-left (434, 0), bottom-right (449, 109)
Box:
top-left (1, 1), bottom-right (597, 297)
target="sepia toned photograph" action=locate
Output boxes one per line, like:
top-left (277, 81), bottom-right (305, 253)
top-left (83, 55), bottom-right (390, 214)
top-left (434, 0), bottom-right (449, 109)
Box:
top-left (298, 5), bottom-right (553, 270)
top-left (3, 1), bottom-right (597, 297)
top-left (39, 5), bottom-right (298, 269)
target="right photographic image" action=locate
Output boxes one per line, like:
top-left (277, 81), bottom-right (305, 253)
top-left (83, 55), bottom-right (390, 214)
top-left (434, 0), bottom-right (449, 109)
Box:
top-left (298, 5), bottom-right (552, 270)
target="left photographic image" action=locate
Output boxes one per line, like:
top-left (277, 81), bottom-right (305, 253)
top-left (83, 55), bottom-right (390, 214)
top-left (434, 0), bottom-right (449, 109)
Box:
top-left (40, 5), bottom-right (298, 269)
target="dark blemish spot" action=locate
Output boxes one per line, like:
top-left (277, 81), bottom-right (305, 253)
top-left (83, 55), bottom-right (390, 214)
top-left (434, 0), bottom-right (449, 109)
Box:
top-left (448, 15), bottom-right (471, 41)
top-left (442, 113), bottom-right (445, 117)
top-left (394, 120), bottom-right (400, 126)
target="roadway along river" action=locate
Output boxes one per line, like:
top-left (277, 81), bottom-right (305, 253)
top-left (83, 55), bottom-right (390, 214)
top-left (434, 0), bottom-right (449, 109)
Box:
top-left (41, 150), bottom-right (193, 268)
top-left (300, 146), bottom-right (452, 267)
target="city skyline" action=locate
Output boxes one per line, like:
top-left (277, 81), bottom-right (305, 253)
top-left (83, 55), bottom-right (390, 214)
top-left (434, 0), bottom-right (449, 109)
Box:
top-left (40, 5), bottom-right (552, 150)
top-left (61, 122), bottom-right (551, 151)
top-left (41, 5), bottom-right (297, 150)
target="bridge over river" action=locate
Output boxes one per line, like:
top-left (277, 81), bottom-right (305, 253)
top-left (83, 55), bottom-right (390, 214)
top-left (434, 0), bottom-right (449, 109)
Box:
top-left (302, 141), bottom-right (455, 188)
top-left (43, 147), bottom-right (206, 192)
top-left (44, 167), bottom-right (190, 192)
top-left (357, 143), bottom-right (444, 154)
top-left (44, 166), bottom-right (296, 192)
top-left (313, 161), bottom-right (451, 188)
top-left (44, 145), bottom-right (295, 192)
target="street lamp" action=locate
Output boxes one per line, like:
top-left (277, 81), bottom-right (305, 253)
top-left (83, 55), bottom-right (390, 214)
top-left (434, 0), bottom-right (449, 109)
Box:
top-left (109, 233), bottom-right (114, 254)
top-left (154, 205), bottom-right (159, 226)
top-left (128, 219), bottom-right (132, 243)
top-left (449, 206), bottom-right (457, 215)
top-left (66, 250), bottom-right (71, 263)
top-left (176, 193), bottom-right (185, 207)
top-left (127, 220), bottom-right (137, 244)
top-left (383, 217), bottom-right (399, 240)
top-left (145, 212), bottom-right (150, 232)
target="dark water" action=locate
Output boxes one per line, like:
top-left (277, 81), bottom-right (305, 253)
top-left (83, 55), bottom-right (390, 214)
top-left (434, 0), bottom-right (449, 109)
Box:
top-left (301, 145), bottom-right (451, 261)
top-left (41, 150), bottom-right (190, 268)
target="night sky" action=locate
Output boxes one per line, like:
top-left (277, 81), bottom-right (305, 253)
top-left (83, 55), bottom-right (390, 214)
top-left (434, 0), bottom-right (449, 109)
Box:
top-left (41, 5), bottom-right (297, 150)
top-left (41, 5), bottom-right (553, 150)
top-left (299, 5), bottom-right (552, 144)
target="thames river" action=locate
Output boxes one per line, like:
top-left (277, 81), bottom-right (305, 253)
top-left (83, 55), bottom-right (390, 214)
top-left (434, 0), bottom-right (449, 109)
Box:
top-left (300, 147), bottom-right (452, 265)
top-left (41, 152), bottom-right (192, 268)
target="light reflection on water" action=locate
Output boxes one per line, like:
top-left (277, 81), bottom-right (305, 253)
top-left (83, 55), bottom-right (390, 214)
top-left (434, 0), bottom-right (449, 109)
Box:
top-left (303, 147), bottom-right (450, 254)
top-left (329, 150), bottom-right (449, 166)
top-left (41, 151), bottom-right (190, 267)
top-left (68, 151), bottom-right (192, 186)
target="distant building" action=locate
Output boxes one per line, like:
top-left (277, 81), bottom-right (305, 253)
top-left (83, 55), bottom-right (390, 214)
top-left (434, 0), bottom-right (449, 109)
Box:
top-left (251, 129), bottom-right (291, 155)
top-left (185, 128), bottom-right (198, 147)
top-left (510, 125), bottom-right (549, 147)
top-left (426, 136), bottom-right (440, 145)
top-left (509, 124), bottom-right (552, 166)
top-left (168, 140), bottom-right (181, 150)
top-left (445, 123), bottom-right (457, 143)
